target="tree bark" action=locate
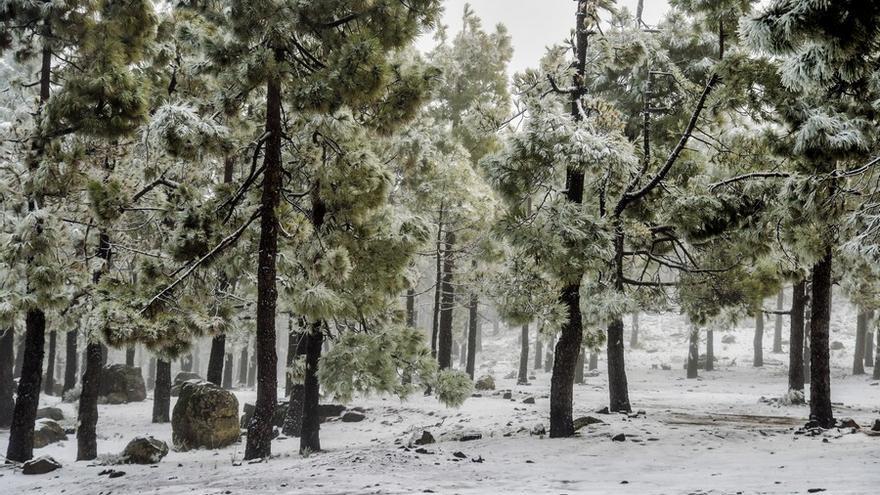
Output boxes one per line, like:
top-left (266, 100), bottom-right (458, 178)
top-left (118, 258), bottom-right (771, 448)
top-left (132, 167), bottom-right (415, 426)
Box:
top-left (630, 313), bottom-right (640, 349)
top-left (466, 293), bottom-right (478, 379)
top-left (222, 353), bottom-right (233, 389)
top-left (13, 334), bottom-right (25, 379)
top-left (238, 343), bottom-right (248, 387)
top-left (152, 359), bottom-right (171, 423)
top-left (534, 338), bottom-right (543, 370)
top-left (866, 330), bottom-right (874, 368)
top-left (437, 230), bottom-right (456, 370)
top-left (430, 216), bottom-right (443, 359)
top-left (125, 346), bottom-right (136, 367)
top-left (773, 290), bottom-right (784, 353)
top-left (544, 349), bottom-right (553, 373)
top-left (705, 329), bottom-right (714, 371)
top-left (63, 329), bottom-right (78, 394)
top-left (686, 327), bottom-right (699, 379)
top-left (874, 329), bottom-right (880, 380)
top-left (43, 331), bottom-right (56, 395)
top-left (282, 331), bottom-right (307, 437)
top-left (789, 279), bottom-right (806, 394)
top-left (0, 328), bottom-right (14, 428)
top-left (574, 350), bottom-right (585, 384)
top-left (299, 327), bottom-right (323, 453)
top-left (808, 249), bottom-right (834, 428)
top-left (6, 309), bottom-right (46, 462)
top-left (854, 311), bottom-right (867, 375)
top-left (147, 357), bottom-right (156, 390)
top-left (207, 334), bottom-right (226, 386)
top-left (753, 313), bottom-right (764, 367)
top-left (517, 323), bottom-right (529, 385)
top-left (588, 351), bottom-right (598, 371)
top-left (76, 342), bottom-right (102, 460)
top-left (244, 50), bottom-right (284, 461)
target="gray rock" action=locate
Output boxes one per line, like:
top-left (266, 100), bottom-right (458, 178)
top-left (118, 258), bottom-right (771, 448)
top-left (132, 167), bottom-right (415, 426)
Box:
top-left (530, 423), bottom-right (546, 436)
top-left (341, 411), bottom-right (366, 423)
top-left (522, 397), bottom-right (535, 404)
top-left (411, 430), bottom-right (435, 446)
top-left (33, 419), bottom-right (67, 448)
top-left (170, 372), bottom-right (204, 396)
top-left (318, 404), bottom-right (346, 417)
top-left (172, 381), bottom-right (239, 450)
top-left (98, 365), bottom-right (146, 404)
top-left (721, 334), bottom-right (736, 344)
top-left (122, 436), bottom-right (169, 464)
top-left (22, 456), bottom-right (61, 475)
top-left (871, 419), bottom-right (880, 432)
top-left (240, 401), bottom-right (287, 429)
top-left (611, 433), bottom-right (626, 442)
top-left (474, 375), bottom-right (495, 391)
top-left (36, 407), bottom-right (64, 421)
top-left (502, 391), bottom-right (512, 400)
top-left (573, 416), bottom-right (606, 431)
top-left (830, 341), bottom-right (845, 351)
top-left (459, 430), bottom-right (482, 442)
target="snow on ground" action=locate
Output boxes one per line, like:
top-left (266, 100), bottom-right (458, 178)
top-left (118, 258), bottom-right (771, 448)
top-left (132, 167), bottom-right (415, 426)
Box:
top-left (2, 306), bottom-right (880, 494)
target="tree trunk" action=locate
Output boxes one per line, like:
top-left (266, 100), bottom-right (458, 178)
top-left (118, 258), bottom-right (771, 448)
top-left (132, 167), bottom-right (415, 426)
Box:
top-left (705, 329), bottom-right (714, 371)
top-left (222, 353), bottom-right (233, 389)
top-left (13, 334), bottom-right (25, 379)
top-left (686, 327), bottom-right (699, 379)
top-left (589, 351), bottom-right (598, 371)
top-left (152, 359), bottom-right (171, 423)
top-left (43, 331), bottom-right (56, 395)
top-left (808, 249), bottom-right (834, 428)
top-left (773, 291), bottom-right (784, 353)
top-left (125, 346), bottom-right (135, 367)
top-left (430, 218), bottom-right (443, 359)
top-left (606, 227), bottom-right (631, 413)
top-left (207, 334), bottom-right (226, 386)
top-left (753, 313), bottom-right (764, 367)
top-left (238, 343), bottom-right (248, 387)
top-left (466, 293), bottom-right (478, 379)
top-left (0, 328), bottom-right (14, 428)
top-left (300, 327), bottom-right (323, 454)
top-left (282, 331), bottom-right (307, 437)
top-left (854, 311), bottom-right (867, 375)
top-left (517, 323), bottom-right (529, 385)
top-left (544, 349), bottom-right (553, 373)
top-left (575, 350), bottom-right (585, 384)
top-left (874, 329), bottom-right (880, 380)
top-left (6, 309), bottom-right (46, 462)
top-left (63, 329), bottom-right (78, 394)
top-left (246, 339), bottom-right (257, 388)
top-left (789, 279), bottom-right (806, 394)
top-left (437, 230), bottom-right (456, 370)
top-left (630, 313), bottom-right (640, 349)
top-left (534, 338), bottom-right (543, 370)
top-left (76, 342), bottom-right (102, 460)
top-left (866, 330), bottom-right (874, 368)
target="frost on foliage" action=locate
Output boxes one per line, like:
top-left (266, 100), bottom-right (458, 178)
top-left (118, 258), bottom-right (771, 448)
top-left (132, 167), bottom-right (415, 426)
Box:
top-left (141, 102), bottom-right (228, 160)
top-left (434, 369), bottom-right (473, 408)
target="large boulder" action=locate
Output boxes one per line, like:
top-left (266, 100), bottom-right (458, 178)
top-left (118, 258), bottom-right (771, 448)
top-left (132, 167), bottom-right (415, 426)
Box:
top-left (98, 364), bottom-right (146, 404)
top-left (36, 407), bottom-right (64, 421)
top-left (172, 381), bottom-right (239, 450)
top-left (474, 375), bottom-right (495, 391)
top-left (22, 456), bottom-right (61, 475)
top-left (171, 372), bottom-right (204, 396)
top-left (122, 436), bottom-right (169, 464)
top-left (33, 419), bottom-right (67, 448)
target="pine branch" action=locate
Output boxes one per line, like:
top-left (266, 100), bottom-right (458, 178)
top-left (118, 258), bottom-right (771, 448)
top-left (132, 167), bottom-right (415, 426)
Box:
top-left (709, 172), bottom-right (790, 191)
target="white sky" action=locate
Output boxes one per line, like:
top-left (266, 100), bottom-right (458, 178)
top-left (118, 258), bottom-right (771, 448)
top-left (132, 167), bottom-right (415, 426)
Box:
top-left (418, 1), bottom-right (671, 75)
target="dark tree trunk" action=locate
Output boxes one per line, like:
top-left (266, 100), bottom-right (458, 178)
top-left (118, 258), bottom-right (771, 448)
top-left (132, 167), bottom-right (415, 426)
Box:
top-left (588, 351), bottom-right (598, 371)
top-left (773, 291), bottom-right (784, 353)
top-left (125, 346), bottom-right (135, 367)
top-left (406, 288), bottom-right (416, 328)
top-left (705, 329), bottom-right (714, 371)
top-left (686, 327), bottom-right (699, 379)
top-left (753, 313), bottom-right (764, 367)
top-left (475, 314), bottom-right (482, 352)
top-left (808, 250), bottom-right (834, 428)
top-left (76, 342), bottom-right (102, 460)
top-left (430, 219), bottom-right (443, 359)
top-left (574, 350), bottom-right (585, 384)
top-left (854, 311), bottom-right (867, 375)
top-left (866, 330), bottom-right (874, 368)
top-left (152, 359), bottom-right (171, 423)
top-left (789, 280), bottom-right (806, 393)
top-left (0, 328), bottom-right (14, 428)
top-left (630, 313), bottom-right (640, 349)
top-left (13, 334), bottom-right (25, 379)
top-left (43, 331), bottom-right (56, 395)
top-left (550, 0), bottom-right (589, 438)
top-left (606, 227), bottom-right (631, 413)
top-left (517, 323), bottom-right (529, 385)
top-left (63, 329), bottom-right (78, 394)
top-left (534, 338), bottom-right (543, 370)
top-left (207, 334), bottom-right (226, 386)
top-left (437, 230), bottom-right (456, 370)
top-left (238, 343), bottom-right (248, 386)
top-left (466, 293), bottom-right (478, 379)
top-left (283, 332), bottom-right (307, 437)
top-left (300, 328), bottom-right (323, 454)
top-left (6, 309), bottom-right (46, 462)
top-left (222, 353), bottom-right (233, 389)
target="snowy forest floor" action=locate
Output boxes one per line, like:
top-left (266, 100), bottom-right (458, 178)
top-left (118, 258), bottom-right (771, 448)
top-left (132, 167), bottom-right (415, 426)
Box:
top-left (3, 311), bottom-right (880, 494)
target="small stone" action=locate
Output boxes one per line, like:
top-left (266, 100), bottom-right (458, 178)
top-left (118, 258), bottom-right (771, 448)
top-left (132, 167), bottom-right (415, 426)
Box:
top-left (108, 470), bottom-right (126, 478)
top-left (611, 433), bottom-right (626, 442)
top-left (530, 423), bottom-right (546, 436)
top-left (472, 456), bottom-right (484, 463)
top-left (502, 391), bottom-right (512, 400)
top-left (452, 451), bottom-right (467, 459)
top-left (412, 430), bottom-right (435, 446)
top-left (22, 456), bottom-right (61, 475)
top-left (36, 407), bottom-right (64, 421)
top-left (595, 406), bottom-right (610, 414)
top-left (871, 419), bottom-right (880, 432)
top-left (459, 431), bottom-right (483, 442)
top-left (341, 411), bottom-right (366, 423)
top-left (414, 447), bottom-right (433, 455)
top-left (522, 397), bottom-right (535, 404)
top-left (830, 341), bottom-right (844, 351)
top-left (838, 418), bottom-right (860, 429)
top-left (474, 375), bottom-right (495, 391)
top-left (573, 416), bottom-right (606, 431)
top-left (122, 436), bottom-right (169, 464)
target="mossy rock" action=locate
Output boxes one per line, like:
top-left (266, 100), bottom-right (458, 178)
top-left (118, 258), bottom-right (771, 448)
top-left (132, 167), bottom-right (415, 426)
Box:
top-left (171, 381), bottom-right (239, 450)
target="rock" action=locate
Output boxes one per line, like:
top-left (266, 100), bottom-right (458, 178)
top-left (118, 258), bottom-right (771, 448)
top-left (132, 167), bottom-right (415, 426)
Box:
top-left (611, 433), bottom-right (626, 442)
top-left (170, 372), bottom-right (204, 396)
top-left (872, 419), bottom-right (880, 432)
top-left (839, 418), bottom-right (860, 429)
top-left (474, 375), bottom-right (495, 391)
top-left (458, 430), bottom-right (483, 442)
top-left (172, 381), bottom-right (240, 450)
top-left (660, 364), bottom-right (672, 371)
top-left (122, 436), bottom-right (169, 464)
top-left (414, 447), bottom-right (433, 455)
top-left (502, 391), bottom-right (512, 400)
top-left (98, 364), bottom-right (146, 404)
top-left (33, 419), bottom-right (67, 448)
top-left (522, 397), bottom-right (535, 404)
top-left (22, 456), bottom-right (61, 475)
top-left (36, 407), bottom-right (64, 421)
top-left (452, 451), bottom-right (467, 459)
top-left (341, 411), bottom-right (366, 423)
top-left (318, 404), bottom-right (346, 418)
top-left (240, 401), bottom-right (287, 429)
top-left (573, 416), bottom-right (606, 431)
top-left (721, 334), bottom-right (736, 344)
top-left (530, 423), bottom-right (546, 436)
top-left (503, 371), bottom-right (516, 379)
top-left (595, 406), bottom-right (610, 414)
top-left (830, 341), bottom-right (845, 351)
top-left (411, 430), bottom-right (435, 446)
top-left (108, 470), bottom-right (126, 478)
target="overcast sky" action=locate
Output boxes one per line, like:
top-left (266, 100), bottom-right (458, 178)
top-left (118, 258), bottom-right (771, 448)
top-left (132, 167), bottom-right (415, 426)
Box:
top-left (417, 1), bottom-right (671, 75)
